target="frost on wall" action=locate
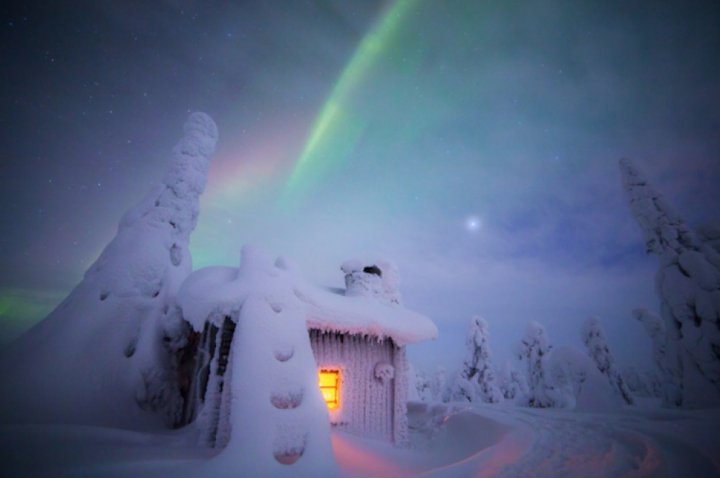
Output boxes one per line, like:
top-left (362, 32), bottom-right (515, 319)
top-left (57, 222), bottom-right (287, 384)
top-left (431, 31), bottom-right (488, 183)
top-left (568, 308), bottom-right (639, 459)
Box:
top-left (581, 317), bottom-right (634, 405)
top-left (620, 158), bottom-right (720, 407)
top-left (455, 316), bottom-right (501, 403)
top-left (310, 331), bottom-right (398, 443)
top-left (392, 346), bottom-right (410, 446)
top-left (516, 322), bottom-right (557, 408)
top-left (632, 308), bottom-right (683, 406)
top-left (0, 113), bottom-right (218, 428)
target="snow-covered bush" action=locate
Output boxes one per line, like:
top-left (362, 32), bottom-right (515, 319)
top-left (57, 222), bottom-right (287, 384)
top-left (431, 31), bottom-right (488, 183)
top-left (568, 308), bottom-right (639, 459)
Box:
top-left (581, 317), bottom-right (634, 405)
top-left (697, 220), bottom-right (720, 255)
top-left (450, 374), bottom-right (476, 403)
top-left (546, 346), bottom-right (623, 412)
top-left (516, 322), bottom-right (557, 408)
top-left (498, 361), bottom-right (528, 403)
top-left (431, 367), bottom-right (448, 403)
top-left (622, 365), bottom-right (663, 399)
top-left (621, 158), bottom-right (720, 407)
top-left (414, 368), bottom-right (432, 402)
top-left (455, 316), bottom-right (501, 403)
top-left (632, 308), bottom-right (682, 406)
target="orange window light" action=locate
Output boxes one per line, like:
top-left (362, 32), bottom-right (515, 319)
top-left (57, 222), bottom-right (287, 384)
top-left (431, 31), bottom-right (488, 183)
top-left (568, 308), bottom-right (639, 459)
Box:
top-left (318, 369), bottom-right (340, 410)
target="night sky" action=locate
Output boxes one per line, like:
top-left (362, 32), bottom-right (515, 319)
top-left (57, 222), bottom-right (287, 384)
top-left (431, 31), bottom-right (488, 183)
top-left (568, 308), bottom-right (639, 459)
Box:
top-left (2, 0), bottom-right (719, 372)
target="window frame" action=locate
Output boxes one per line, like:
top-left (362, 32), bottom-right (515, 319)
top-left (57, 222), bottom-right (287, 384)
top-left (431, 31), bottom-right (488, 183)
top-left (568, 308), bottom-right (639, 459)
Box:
top-left (318, 368), bottom-right (341, 410)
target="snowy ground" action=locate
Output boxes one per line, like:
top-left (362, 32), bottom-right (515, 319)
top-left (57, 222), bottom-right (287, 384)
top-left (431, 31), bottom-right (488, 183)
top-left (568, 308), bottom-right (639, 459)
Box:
top-left (1, 403), bottom-right (718, 477)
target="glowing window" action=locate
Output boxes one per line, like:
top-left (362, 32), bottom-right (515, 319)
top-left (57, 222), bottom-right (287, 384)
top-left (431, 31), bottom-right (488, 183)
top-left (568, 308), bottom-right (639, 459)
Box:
top-left (318, 369), bottom-right (340, 410)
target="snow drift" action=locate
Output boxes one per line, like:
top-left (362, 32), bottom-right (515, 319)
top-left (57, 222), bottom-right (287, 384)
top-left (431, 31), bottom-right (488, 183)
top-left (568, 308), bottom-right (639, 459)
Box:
top-left (0, 113), bottom-right (218, 429)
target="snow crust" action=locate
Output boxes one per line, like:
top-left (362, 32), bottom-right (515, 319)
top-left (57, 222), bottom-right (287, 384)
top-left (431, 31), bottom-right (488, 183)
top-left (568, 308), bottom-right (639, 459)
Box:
top-left (0, 113), bottom-right (218, 429)
top-left (178, 253), bottom-right (437, 346)
top-left (5, 403), bottom-right (719, 478)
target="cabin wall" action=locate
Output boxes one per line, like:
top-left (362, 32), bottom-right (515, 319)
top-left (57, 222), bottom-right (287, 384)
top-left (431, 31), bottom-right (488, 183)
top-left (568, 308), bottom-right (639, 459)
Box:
top-left (309, 330), bottom-right (398, 443)
top-left (184, 317), bottom-right (236, 447)
top-left (186, 324), bottom-right (409, 447)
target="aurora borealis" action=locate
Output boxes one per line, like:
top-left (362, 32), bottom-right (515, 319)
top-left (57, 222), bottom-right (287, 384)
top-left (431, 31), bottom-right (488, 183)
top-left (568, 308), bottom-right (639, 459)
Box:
top-left (2, 0), bottom-right (719, 370)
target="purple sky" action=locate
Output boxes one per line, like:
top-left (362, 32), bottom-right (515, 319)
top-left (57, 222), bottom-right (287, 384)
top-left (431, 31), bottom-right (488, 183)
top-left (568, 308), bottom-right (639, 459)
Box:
top-left (1, 0), bottom-right (719, 375)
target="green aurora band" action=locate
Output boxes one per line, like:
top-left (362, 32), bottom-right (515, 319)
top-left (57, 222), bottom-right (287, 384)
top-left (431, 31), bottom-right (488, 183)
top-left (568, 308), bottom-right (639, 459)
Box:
top-left (284, 0), bottom-right (419, 198)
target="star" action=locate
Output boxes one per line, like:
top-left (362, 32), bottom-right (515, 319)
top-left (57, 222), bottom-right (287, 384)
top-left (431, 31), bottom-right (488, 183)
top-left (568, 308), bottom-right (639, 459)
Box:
top-left (465, 216), bottom-right (482, 232)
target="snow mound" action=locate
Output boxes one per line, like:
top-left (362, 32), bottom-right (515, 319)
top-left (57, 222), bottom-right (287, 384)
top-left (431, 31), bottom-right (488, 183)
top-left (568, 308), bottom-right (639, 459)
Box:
top-left (0, 113), bottom-right (218, 429)
top-left (546, 346), bottom-right (623, 412)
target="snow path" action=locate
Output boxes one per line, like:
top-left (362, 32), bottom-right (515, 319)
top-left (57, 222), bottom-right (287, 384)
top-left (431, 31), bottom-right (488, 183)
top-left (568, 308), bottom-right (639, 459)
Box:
top-left (335, 404), bottom-right (719, 478)
top-left (1, 406), bottom-right (718, 477)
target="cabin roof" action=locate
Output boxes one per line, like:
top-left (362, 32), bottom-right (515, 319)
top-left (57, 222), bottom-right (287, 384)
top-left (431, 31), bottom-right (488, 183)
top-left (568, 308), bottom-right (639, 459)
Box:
top-left (177, 254), bottom-right (437, 346)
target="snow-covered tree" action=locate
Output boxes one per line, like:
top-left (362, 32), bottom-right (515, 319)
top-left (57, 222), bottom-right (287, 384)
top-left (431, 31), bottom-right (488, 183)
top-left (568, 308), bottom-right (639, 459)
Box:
top-left (498, 361), bottom-right (528, 403)
top-left (632, 308), bottom-right (682, 406)
top-left (546, 345), bottom-right (623, 411)
top-left (450, 374), bottom-right (476, 403)
top-left (415, 368), bottom-right (432, 402)
top-left (581, 317), bottom-right (634, 405)
top-left (456, 316), bottom-right (501, 403)
top-left (645, 369), bottom-right (665, 399)
top-left (697, 220), bottom-right (720, 255)
top-left (430, 366), bottom-right (448, 403)
top-left (0, 113), bottom-right (218, 428)
top-left (622, 365), bottom-right (664, 399)
top-left (621, 158), bottom-right (720, 407)
top-left (516, 321), bottom-right (556, 408)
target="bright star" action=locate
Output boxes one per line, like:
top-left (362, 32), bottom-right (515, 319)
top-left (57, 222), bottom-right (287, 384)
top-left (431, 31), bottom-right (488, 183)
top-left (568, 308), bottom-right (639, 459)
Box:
top-left (465, 216), bottom-right (482, 232)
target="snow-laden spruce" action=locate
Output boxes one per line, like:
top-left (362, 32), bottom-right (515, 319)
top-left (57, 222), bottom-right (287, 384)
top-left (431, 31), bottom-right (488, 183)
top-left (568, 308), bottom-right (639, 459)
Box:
top-left (453, 316), bottom-right (501, 403)
top-left (516, 321), bottom-right (557, 408)
top-left (431, 366), bottom-right (448, 403)
top-left (415, 368), bottom-right (432, 402)
top-left (545, 345), bottom-right (624, 412)
top-left (498, 361), bottom-right (528, 403)
top-left (0, 113), bottom-right (218, 428)
top-left (632, 308), bottom-right (683, 406)
top-left (581, 317), bottom-right (634, 405)
top-left (623, 365), bottom-right (663, 399)
top-left (697, 220), bottom-right (720, 255)
top-left (620, 158), bottom-right (720, 407)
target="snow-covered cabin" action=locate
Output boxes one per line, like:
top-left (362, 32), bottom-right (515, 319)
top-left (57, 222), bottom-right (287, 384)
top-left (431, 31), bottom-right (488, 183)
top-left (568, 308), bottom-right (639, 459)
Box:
top-left (175, 249), bottom-right (437, 447)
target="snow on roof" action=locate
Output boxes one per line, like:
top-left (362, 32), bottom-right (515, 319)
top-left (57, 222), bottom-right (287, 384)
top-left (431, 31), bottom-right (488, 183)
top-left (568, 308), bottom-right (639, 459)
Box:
top-left (177, 247), bottom-right (437, 346)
